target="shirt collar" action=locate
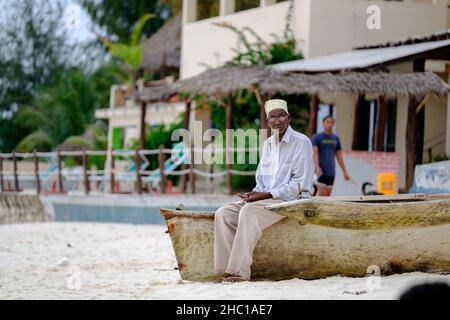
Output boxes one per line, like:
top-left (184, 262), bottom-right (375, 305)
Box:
top-left (270, 125), bottom-right (293, 145)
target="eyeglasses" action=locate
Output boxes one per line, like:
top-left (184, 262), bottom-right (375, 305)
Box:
top-left (268, 115), bottom-right (288, 123)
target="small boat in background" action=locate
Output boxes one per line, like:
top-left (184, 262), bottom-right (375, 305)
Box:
top-left (160, 193), bottom-right (450, 282)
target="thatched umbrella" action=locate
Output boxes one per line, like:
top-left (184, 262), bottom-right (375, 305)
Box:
top-left (141, 15), bottom-right (181, 74)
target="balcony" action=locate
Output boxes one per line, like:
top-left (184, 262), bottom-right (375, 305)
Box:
top-left (183, 0), bottom-right (288, 23)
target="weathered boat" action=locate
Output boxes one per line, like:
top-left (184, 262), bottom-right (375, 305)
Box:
top-left (160, 194), bottom-right (450, 282)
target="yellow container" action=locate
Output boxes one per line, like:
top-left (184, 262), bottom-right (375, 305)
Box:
top-left (377, 172), bottom-right (396, 195)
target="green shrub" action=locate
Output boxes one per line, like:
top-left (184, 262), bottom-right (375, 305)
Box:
top-left (15, 130), bottom-right (54, 152)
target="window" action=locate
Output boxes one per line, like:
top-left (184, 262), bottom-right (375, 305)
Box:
top-left (235, 0), bottom-right (260, 12)
top-left (316, 103), bottom-right (336, 134)
top-left (197, 0), bottom-right (220, 21)
top-left (112, 127), bottom-right (124, 150)
top-left (353, 97), bottom-right (376, 151)
top-left (352, 96), bottom-right (396, 152)
top-left (384, 99), bottom-right (397, 152)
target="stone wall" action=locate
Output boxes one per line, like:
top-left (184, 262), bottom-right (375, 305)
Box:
top-left (0, 193), bottom-right (47, 224)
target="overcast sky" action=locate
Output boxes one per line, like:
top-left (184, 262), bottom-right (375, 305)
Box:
top-left (62, 0), bottom-right (97, 44)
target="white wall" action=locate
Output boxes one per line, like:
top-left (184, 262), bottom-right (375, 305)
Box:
top-left (181, 0), bottom-right (447, 78)
top-left (100, 102), bottom-right (186, 151)
top-left (424, 95), bottom-right (448, 161)
top-left (307, 0), bottom-right (447, 57)
top-left (318, 92), bottom-right (357, 151)
top-left (180, 1), bottom-right (290, 79)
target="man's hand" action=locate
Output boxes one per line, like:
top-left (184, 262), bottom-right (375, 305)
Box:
top-left (236, 191), bottom-right (272, 203)
top-left (315, 166), bottom-right (323, 177)
top-left (236, 191), bottom-right (255, 200)
top-left (343, 171), bottom-right (350, 181)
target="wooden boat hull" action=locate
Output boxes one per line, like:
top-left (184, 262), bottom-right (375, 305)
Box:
top-left (160, 197), bottom-right (450, 282)
top-left (266, 198), bottom-right (450, 230)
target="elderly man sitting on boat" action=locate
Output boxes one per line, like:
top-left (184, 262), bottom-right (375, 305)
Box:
top-left (214, 99), bottom-right (315, 283)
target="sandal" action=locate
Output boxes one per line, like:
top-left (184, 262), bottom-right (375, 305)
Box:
top-left (221, 274), bottom-right (249, 284)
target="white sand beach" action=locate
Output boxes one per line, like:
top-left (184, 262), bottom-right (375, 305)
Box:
top-left (0, 222), bottom-right (449, 300)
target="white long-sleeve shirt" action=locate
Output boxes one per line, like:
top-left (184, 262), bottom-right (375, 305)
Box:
top-left (253, 126), bottom-right (314, 201)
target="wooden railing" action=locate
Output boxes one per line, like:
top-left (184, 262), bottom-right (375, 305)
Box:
top-left (0, 147), bottom-right (259, 195)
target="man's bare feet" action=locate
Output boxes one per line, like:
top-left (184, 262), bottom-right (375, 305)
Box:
top-left (221, 274), bottom-right (249, 284)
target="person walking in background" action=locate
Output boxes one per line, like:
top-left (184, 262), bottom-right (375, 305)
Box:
top-left (311, 115), bottom-right (350, 196)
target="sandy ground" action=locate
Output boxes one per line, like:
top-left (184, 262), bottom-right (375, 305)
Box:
top-left (0, 222), bottom-right (449, 300)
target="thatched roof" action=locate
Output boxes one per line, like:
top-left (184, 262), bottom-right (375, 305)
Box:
top-left (175, 66), bottom-right (269, 96)
top-left (138, 83), bottom-right (178, 102)
top-left (259, 71), bottom-right (450, 98)
top-left (138, 66), bottom-right (268, 101)
top-left (138, 66), bottom-right (450, 101)
top-left (141, 15), bottom-right (181, 71)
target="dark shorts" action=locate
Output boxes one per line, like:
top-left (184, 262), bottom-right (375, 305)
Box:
top-left (317, 175), bottom-right (335, 187)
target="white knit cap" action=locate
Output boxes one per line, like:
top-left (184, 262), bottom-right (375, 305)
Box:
top-left (264, 99), bottom-right (289, 117)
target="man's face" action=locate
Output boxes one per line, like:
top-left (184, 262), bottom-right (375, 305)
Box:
top-left (323, 118), bottom-right (334, 132)
top-left (267, 109), bottom-right (290, 134)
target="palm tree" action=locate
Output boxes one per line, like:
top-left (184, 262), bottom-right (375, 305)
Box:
top-left (13, 63), bottom-right (127, 151)
top-left (99, 13), bottom-right (156, 149)
top-left (99, 13), bottom-right (155, 97)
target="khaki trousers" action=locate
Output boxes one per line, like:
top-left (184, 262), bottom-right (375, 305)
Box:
top-left (213, 198), bottom-right (285, 280)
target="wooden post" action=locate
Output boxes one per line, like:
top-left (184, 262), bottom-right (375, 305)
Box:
top-left (308, 94), bottom-right (319, 137)
top-left (405, 95), bottom-right (425, 190)
top-left (135, 149), bottom-right (142, 194)
top-left (181, 99), bottom-right (192, 192)
top-left (82, 149), bottom-right (89, 195)
top-left (260, 98), bottom-right (266, 130)
top-left (140, 102), bottom-right (146, 150)
top-left (254, 89), bottom-right (270, 157)
top-left (374, 95), bottom-right (387, 151)
top-left (226, 94), bottom-right (233, 195)
top-left (56, 150), bottom-right (63, 193)
top-left (405, 59), bottom-right (426, 191)
top-left (406, 96), bottom-right (416, 191)
top-left (352, 95), bottom-right (363, 151)
top-left (158, 145), bottom-right (166, 194)
top-left (257, 92), bottom-right (273, 137)
top-left (254, 88), bottom-right (267, 130)
top-left (0, 155), bottom-right (4, 192)
top-left (33, 149), bottom-right (40, 195)
top-left (110, 149), bottom-right (115, 194)
top-left (12, 150), bottom-right (18, 192)
top-left (189, 143), bottom-right (196, 194)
